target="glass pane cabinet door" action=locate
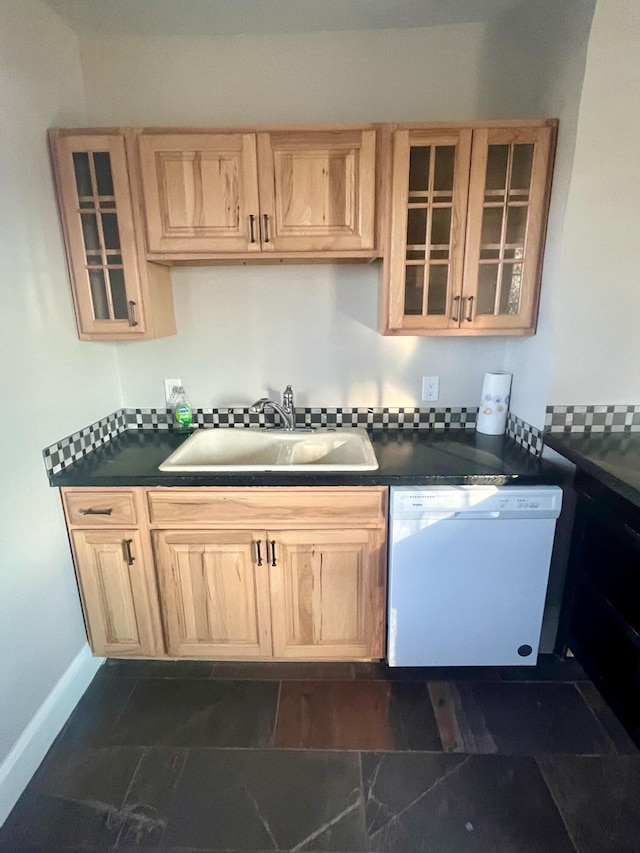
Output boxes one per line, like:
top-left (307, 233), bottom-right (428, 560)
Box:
top-left (462, 126), bottom-right (554, 333)
top-left (387, 129), bottom-right (472, 331)
top-left (51, 134), bottom-right (145, 337)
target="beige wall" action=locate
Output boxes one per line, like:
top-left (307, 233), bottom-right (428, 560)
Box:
top-left (0, 0), bottom-right (121, 767)
top-left (548, 0), bottom-right (640, 405)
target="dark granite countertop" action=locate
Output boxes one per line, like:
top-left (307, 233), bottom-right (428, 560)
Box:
top-left (49, 428), bottom-right (560, 488)
top-left (545, 432), bottom-right (640, 510)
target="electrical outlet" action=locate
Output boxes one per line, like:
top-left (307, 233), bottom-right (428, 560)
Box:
top-left (164, 378), bottom-right (182, 405)
top-left (421, 376), bottom-right (439, 402)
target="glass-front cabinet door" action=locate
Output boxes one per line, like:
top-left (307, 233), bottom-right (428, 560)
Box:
top-left (387, 129), bottom-right (472, 331)
top-left (462, 125), bottom-right (553, 333)
top-left (50, 133), bottom-right (147, 338)
top-left (384, 122), bottom-right (556, 336)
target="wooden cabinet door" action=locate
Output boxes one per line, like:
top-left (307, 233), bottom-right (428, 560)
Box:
top-left (153, 530), bottom-right (273, 658)
top-left (256, 130), bottom-right (376, 252)
top-left (462, 125), bottom-right (554, 333)
top-left (269, 528), bottom-right (385, 660)
top-left (50, 133), bottom-right (148, 338)
top-left (385, 128), bottom-right (472, 332)
top-left (138, 133), bottom-right (261, 254)
top-left (70, 529), bottom-right (164, 656)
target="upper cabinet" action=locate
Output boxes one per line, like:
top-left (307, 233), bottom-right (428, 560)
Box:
top-left (49, 121), bottom-right (557, 342)
top-left (382, 121), bottom-right (556, 336)
top-left (138, 132), bottom-right (262, 255)
top-left (138, 128), bottom-right (377, 259)
top-left (49, 130), bottom-right (176, 341)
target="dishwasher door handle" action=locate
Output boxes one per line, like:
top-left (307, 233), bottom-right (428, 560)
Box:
top-left (451, 511), bottom-right (501, 519)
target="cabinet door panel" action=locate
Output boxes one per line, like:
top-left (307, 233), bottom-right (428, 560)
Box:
top-left (387, 129), bottom-right (472, 331)
top-left (462, 126), bottom-right (553, 332)
top-left (257, 131), bottom-right (376, 251)
top-left (139, 134), bottom-right (261, 254)
top-left (71, 529), bottom-right (163, 656)
top-left (153, 530), bottom-right (272, 657)
top-left (51, 134), bottom-right (147, 337)
top-left (269, 529), bottom-right (385, 659)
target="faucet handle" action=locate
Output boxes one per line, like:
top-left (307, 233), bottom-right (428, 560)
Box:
top-left (282, 385), bottom-right (294, 408)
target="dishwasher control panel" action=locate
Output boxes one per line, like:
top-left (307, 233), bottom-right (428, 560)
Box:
top-left (391, 486), bottom-right (562, 516)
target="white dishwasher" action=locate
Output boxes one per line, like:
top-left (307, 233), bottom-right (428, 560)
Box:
top-left (387, 485), bottom-right (562, 667)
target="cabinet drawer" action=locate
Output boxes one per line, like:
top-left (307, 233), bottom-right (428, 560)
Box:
top-left (63, 489), bottom-right (138, 526)
top-left (147, 487), bottom-right (387, 528)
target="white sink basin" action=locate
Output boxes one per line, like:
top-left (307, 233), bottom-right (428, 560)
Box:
top-left (158, 428), bottom-right (379, 472)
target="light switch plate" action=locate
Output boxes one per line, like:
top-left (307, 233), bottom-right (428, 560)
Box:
top-left (164, 378), bottom-right (182, 406)
top-left (422, 376), bottom-right (439, 402)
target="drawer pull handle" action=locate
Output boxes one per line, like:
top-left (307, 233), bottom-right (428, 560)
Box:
top-left (269, 540), bottom-right (277, 567)
top-left (255, 539), bottom-right (263, 566)
top-left (249, 214), bottom-right (257, 244)
top-left (127, 300), bottom-right (139, 327)
top-left (123, 538), bottom-right (135, 566)
top-left (80, 507), bottom-right (113, 516)
top-left (262, 213), bottom-right (270, 243)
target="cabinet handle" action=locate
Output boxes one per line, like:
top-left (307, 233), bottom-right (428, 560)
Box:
top-left (80, 507), bottom-right (113, 516)
top-left (123, 538), bottom-right (135, 566)
top-left (451, 295), bottom-right (461, 322)
top-left (255, 539), bottom-right (263, 566)
top-left (262, 214), bottom-right (270, 243)
top-left (269, 539), bottom-right (277, 567)
top-left (248, 214), bottom-right (257, 244)
top-left (127, 301), bottom-right (139, 327)
top-left (465, 295), bottom-right (475, 322)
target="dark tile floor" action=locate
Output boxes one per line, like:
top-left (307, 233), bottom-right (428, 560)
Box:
top-left (1, 656), bottom-right (638, 852)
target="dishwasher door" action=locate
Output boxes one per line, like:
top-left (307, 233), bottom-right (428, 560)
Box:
top-left (387, 509), bottom-right (559, 667)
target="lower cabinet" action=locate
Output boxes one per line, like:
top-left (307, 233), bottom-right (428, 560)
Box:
top-left (63, 486), bottom-right (387, 661)
top-left (153, 529), bottom-right (273, 658)
top-left (269, 529), bottom-right (385, 659)
top-left (69, 529), bottom-right (164, 657)
top-left (559, 471), bottom-right (640, 745)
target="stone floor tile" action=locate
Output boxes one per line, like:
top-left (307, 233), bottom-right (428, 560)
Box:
top-left (106, 679), bottom-right (279, 747)
top-left (497, 654), bottom-right (588, 682)
top-left (428, 681), bottom-right (616, 754)
top-left (162, 748), bottom-right (367, 851)
top-left (361, 752), bottom-right (575, 852)
top-left (274, 680), bottom-right (442, 751)
top-left (103, 658), bottom-right (215, 679)
top-left (538, 754), bottom-right (640, 853)
top-left (0, 746), bottom-right (142, 848)
top-left (211, 661), bottom-right (355, 680)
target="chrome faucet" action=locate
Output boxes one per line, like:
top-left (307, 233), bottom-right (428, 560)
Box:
top-left (250, 384), bottom-right (296, 431)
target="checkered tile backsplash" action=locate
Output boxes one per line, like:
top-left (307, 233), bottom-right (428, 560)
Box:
top-left (124, 406), bottom-right (479, 431)
top-left (43, 406), bottom-right (479, 475)
top-left (43, 409), bottom-right (128, 476)
top-left (506, 413), bottom-right (544, 456)
top-left (545, 405), bottom-right (640, 434)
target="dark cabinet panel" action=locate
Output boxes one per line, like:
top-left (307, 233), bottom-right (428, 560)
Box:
top-left (560, 473), bottom-right (640, 746)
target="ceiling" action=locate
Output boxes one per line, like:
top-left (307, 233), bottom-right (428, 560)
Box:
top-left (42, 0), bottom-right (529, 37)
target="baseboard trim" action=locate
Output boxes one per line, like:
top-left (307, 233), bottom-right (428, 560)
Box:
top-left (0, 645), bottom-right (103, 826)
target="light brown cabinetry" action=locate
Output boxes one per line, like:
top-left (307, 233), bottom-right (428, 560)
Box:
top-left (137, 129), bottom-right (377, 258)
top-left (153, 529), bottom-right (273, 658)
top-left (62, 486), bottom-right (387, 661)
top-left (62, 490), bottom-right (164, 656)
top-left (382, 121), bottom-right (556, 336)
top-left (269, 528), bottom-right (385, 659)
top-left (49, 130), bottom-right (176, 341)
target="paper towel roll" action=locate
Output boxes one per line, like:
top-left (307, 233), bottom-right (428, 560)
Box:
top-left (476, 372), bottom-right (512, 435)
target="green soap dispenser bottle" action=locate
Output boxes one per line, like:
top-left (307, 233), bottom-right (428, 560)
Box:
top-left (169, 385), bottom-right (193, 433)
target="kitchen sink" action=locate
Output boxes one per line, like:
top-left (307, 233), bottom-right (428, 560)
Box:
top-left (158, 427), bottom-right (379, 472)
